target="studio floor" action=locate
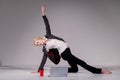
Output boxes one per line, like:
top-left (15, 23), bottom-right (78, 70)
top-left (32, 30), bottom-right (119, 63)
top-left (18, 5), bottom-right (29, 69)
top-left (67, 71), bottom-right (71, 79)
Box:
top-left (0, 66), bottom-right (120, 80)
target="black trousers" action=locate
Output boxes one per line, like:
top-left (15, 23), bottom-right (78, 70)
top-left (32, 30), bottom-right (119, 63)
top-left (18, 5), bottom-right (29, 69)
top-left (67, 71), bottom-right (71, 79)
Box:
top-left (61, 48), bottom-right (102, 74)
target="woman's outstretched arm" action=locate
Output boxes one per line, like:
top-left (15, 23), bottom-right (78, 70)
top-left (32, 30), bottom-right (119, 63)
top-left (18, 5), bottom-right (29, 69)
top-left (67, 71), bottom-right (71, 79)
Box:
top-left (38, 46), bottom-right (48, 72)
top-left (41, 4), bottom-right (51, 35)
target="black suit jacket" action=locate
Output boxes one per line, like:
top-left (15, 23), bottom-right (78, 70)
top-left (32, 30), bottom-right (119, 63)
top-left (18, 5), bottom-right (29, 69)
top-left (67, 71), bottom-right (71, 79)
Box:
top-left (39, 15), bottom-right (65, 70)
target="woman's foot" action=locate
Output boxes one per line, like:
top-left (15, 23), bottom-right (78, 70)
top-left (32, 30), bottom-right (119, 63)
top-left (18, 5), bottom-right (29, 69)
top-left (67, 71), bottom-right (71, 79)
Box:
top-left (101, 69), bottom-right (112, 74)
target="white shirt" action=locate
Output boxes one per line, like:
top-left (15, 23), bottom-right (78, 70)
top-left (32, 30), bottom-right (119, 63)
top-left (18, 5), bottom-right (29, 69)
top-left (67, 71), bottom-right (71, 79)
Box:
top-left (45, 39), bottom-right (68, 54)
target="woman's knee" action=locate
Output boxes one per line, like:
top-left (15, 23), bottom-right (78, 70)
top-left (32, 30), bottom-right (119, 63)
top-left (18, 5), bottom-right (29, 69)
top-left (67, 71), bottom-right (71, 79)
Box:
top-left (68, 67), bottom-right (78, 73)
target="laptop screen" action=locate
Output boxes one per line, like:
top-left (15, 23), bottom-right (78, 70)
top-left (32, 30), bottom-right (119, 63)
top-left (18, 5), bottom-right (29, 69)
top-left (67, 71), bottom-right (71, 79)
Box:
top-left (49, 67), bottom-right (68, 77)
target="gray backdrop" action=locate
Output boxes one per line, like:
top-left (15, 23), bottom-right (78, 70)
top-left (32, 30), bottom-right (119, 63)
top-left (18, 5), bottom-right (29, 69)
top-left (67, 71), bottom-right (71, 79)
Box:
top-left (0, 0), bottom-right (120, 67)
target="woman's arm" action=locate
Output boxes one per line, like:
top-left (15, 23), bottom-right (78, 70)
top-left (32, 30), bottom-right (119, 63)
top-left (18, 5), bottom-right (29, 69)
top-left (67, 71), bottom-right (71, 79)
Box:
top-left (38, 47), bottom-right (48, 72)
top-left (41, 4), bottom-right (65, 41)
top-left (42, 4), bottom-right (51, 35)
top-left (41, 4), bottom-right (45, 16)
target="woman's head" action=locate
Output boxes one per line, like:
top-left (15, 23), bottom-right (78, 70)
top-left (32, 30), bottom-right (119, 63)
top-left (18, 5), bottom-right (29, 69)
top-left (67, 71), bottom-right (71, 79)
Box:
top-left (34, 37), bottom-right (46, 46)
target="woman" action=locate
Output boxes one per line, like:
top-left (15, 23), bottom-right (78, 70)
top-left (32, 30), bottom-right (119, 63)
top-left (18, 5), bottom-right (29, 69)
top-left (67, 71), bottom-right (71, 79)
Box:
top-left (34, 4), bottom-right (111, 74)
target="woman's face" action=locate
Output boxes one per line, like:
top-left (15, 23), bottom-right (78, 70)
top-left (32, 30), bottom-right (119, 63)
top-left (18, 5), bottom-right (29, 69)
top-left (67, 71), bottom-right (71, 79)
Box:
top-left (34, 39), bottom-right (45, 46)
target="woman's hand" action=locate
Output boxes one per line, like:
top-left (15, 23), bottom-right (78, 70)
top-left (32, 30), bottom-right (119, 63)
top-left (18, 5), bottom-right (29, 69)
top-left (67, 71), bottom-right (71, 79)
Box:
top-left (41, 3), bottom-right (45, 16)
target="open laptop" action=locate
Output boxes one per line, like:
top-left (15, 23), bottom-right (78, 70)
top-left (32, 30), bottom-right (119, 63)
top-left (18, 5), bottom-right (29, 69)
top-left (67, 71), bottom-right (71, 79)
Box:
top-left (49, 67), bottom-right (68, 77)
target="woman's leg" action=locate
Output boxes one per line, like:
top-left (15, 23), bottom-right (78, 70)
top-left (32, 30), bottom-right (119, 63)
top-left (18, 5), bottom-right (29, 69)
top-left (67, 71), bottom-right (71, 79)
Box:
top-left (61, 48), bottom-right (102, 74)
top-left (67, 60), bottom-right (78, 73)
top-left (61, 49), bottom-right (78, 73)
top-left (70, 54), bottom-right (102, 73)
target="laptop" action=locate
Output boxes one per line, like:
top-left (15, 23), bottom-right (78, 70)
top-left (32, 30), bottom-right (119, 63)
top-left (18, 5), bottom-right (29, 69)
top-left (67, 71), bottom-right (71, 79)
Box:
top-left (49, 67), bottom-right (68, 77)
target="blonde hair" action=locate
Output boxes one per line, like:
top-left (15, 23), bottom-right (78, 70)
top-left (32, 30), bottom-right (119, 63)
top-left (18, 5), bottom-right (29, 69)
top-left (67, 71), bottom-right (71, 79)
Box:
top-left (33, 37), bottom-right (43, 46)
